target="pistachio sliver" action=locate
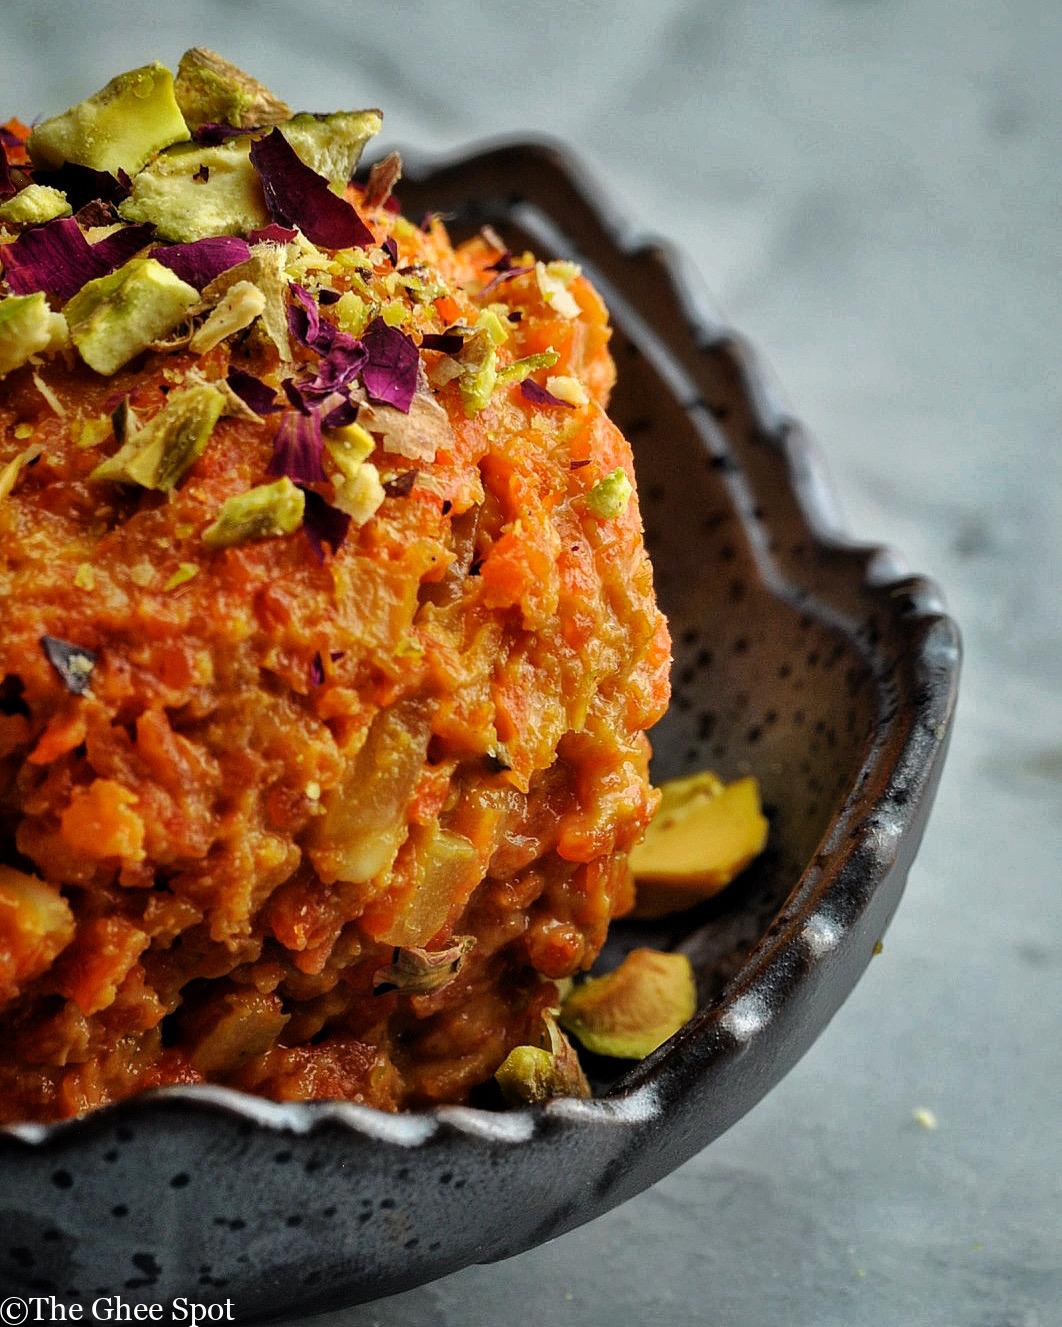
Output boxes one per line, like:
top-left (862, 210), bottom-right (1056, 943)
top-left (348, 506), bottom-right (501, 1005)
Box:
top-left (559, 948), bottom-right (697, 1061)
top-left (629, 774), bottom-right (768, 916)
top-left (495, 1012), bottom-right (590, 1104)
top-left (0, 444), bottom-right (43, 502)
top-left (189, 279), bottom-right (266, 354)
top-left (174, 47), bottom-right (291, 130)
top-left (91, 384), bottom-right (225, 491)
top-left (496, 349), bottom-right (560, 388)
top-left (586, 467), bottom-right (633, 519)
top-left (0, 293), bottom-right (68, 379)
top-left (372, 935), bottom-right (475, 996)
top-left (202, 476), bottom-right (304, 549)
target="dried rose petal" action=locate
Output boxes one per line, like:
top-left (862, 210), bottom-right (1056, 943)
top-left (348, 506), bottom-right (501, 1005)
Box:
top-left (89, 223), bottom-right (154, 270)
top-left (192, 122), bottom-right (249, 145)
top-left (301, 487), bottom-right (350, 561)
top-left (361, 318), bottom-right (419, 413)
top-left (32, 163), bottom-right (131, 209)
top-left (520, 378), bottom-right (575, 409)
top-left (249, 128), bottom-right (374, 250)
top-left (268, 408), bottom-right (326, 484)
top-left (226, 369), bottom-right (281, 416)
top-left (153, 236), bottom-right (252, 290)
top-left (247, 223), bottom-right (298, 245)
top-left (74, 199), bottom-right (120, 228)
top-left (419, 332), bottom-right (464, 354)
top-left (3, 217), bottom-right (103, 300)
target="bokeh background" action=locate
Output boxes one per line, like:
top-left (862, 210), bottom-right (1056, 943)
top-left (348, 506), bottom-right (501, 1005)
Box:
top-left (4, 3), bottom-right (1060, 1324)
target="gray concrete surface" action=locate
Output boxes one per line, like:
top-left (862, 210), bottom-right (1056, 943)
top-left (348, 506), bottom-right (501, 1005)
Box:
top-left (3, 3), bottom-right (1059, 1323)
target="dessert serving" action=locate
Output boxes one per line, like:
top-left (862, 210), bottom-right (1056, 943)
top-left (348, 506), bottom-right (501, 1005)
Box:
top-left (0, 53), bottom-right (767, 1124)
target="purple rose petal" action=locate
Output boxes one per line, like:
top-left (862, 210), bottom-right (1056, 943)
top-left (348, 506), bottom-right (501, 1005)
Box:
top-left (4, 217), bottom-right (106, 300)
top-left (89, 223), bottom-right (155, 270)
top-left (152, 236), bottom-right (251, 290)
top-left (249, 128), bottom-right (374, 250)
top-left (301, 487), bottom-right (351, 561)
top-left (419, 332), bottom-right (464, 354)
top-left (227, 369), bottom-right (281, 416)
top-left (192, 122), bottom-right (250, 145)
top-left (520, 379), bottom-right (575, 409)
top-left (268, 408), bottom-right (326, 484)
top-left (33, 163), bottom-right (131, 209)
top-left (361, 317), bottom-right (419, 413)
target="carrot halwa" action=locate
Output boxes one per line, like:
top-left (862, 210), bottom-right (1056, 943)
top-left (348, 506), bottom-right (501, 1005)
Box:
top-left (0, 52), bottom-right (670, 1122)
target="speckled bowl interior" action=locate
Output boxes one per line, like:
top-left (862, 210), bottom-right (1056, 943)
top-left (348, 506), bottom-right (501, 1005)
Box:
top-left (0, 143), bottom-right (960, 1319)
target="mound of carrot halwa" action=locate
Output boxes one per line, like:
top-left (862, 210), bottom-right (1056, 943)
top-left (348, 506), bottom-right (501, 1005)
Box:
top-left (0, 52), bottom-right (670, 1122)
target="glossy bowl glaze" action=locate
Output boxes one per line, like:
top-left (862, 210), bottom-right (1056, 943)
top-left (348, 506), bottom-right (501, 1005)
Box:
top-left (0, 142), bottom-right (960, 1318)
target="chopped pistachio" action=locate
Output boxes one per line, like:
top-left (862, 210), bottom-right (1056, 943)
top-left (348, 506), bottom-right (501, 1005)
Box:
top-left (475, 306), bottom-right (511, 348)
top-left (0, 184), bottom-right (71, 226)
top-left (545, 374), bottom-right (589, 407)
top-left (389, 266), bottom-right (447, 305)
top-left (392, 216), bottom-right (417, 242)
top-left (629, 773), bottom-right (768, 915)
top-left (535, 260), bottom-right (581, 319)
top-left (13, 423), bottom-right (34, 441)
top-left (91, 384), bottom-right (225, 491)
top-left (119, 137), bottom-right (270, 242)
top-left (496, 349), bottom-right (560, 388)
top-left (331, 290), bottom-right (373, 338)
top-left (280, 110), bottom-right (383, 192)
top-left (189, 279), bottom-right (266, 354)
top-left (325, 421), bottom-right (375, 471)
top-left (28, 62), bottom-right (190, 175)
top-left (174, 47), bottom-right (290, 130)
top-left (73, 415), bottom-right (113, 449)
top-left (0, 293), bottom-right (68, 379)
top-left (546, 259), bottom-right (582, 284)
top-left (163, 562), bottom-right (199, 591)
top-left (31, 371), bottom-right (65, 418)
top-left (586, 467), bottom-right (633, 519)
top-left (495, 1013), bottom-right (590, 1104)
top-left (129, 561), bottom-right (155, 587)
top-left (202, 476), bottom-right (305, 549)
top-left (203, 244), bottom-right (290, 362)
top-left (332, 461), bottom-right (385, 525)
top-left (0, 444), bottom-right (42, 501)
top-left (559, 949), bottom-right (697, 1060)
top-left (455, 324), bottom-right (499, 419)
top-left (372, 935), bottom-right (475, 996)
top-left (73, 562), bottom-right (96, 590)
top-left (380, 298), bottom-right (411, 327)
top-left (326, 422), bottom-right (382, 522)
top-left (65, 257), bottom-right (199, 376)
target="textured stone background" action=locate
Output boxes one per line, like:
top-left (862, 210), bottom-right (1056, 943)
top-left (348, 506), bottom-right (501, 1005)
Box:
top-left (3, 3), bottom-right (1059, 1323)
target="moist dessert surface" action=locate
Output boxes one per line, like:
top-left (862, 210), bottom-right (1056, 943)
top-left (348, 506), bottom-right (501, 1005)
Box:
top-left (0, 53), bottom-right (670, 1121)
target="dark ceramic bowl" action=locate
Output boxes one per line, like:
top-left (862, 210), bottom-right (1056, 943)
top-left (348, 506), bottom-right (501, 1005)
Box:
top-left (0, 143), bottom-right (959, 1318)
